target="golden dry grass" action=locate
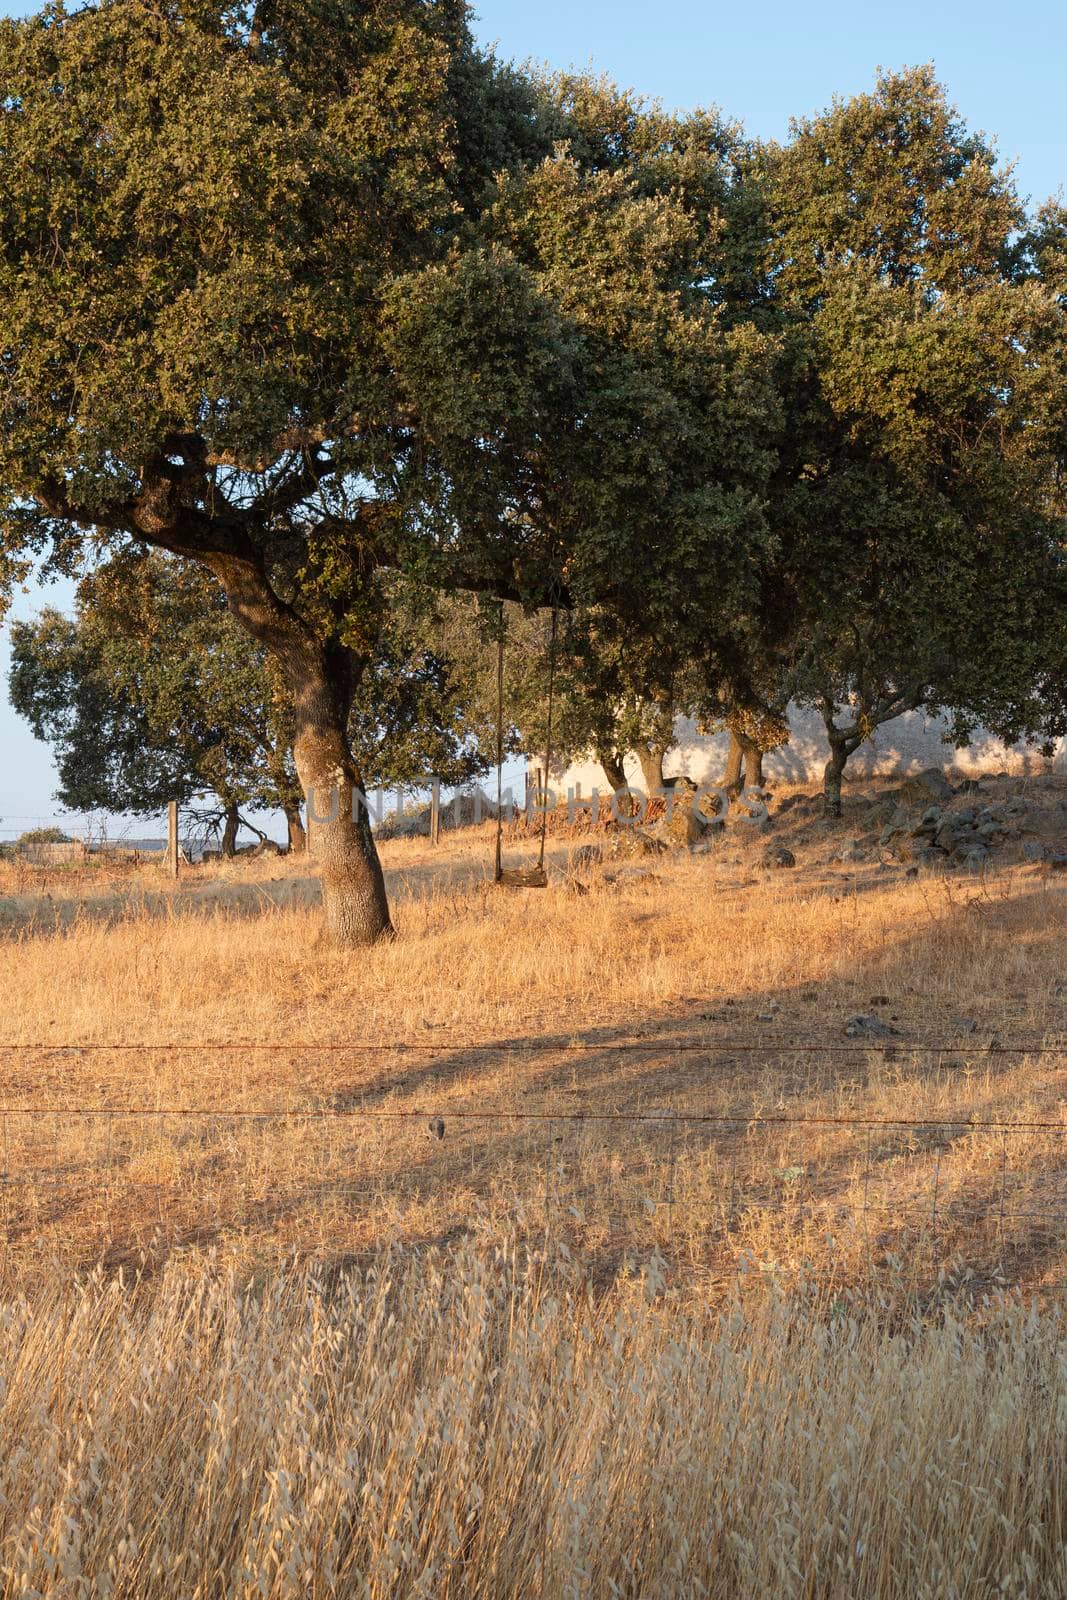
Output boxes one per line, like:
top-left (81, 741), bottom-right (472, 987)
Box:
top-left (1, 788), bottom-right (1067, 1595)
top-left (1, 794), bottom-right (1065, 1291)
top-left (1, 1245), bottom-right (1066, 1599)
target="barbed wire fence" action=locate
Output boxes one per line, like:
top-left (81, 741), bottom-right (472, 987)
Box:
top-left (0, 1036), bottom-right (1065, 1284)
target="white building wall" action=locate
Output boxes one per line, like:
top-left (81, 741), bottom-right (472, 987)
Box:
top-left (560, 706), bottom-right (1066, 794)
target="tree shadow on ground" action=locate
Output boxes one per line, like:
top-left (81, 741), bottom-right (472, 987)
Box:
top-left (4, 881), bottom-right (1064, 1293)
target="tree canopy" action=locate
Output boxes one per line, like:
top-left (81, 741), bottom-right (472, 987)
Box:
top-left (733, 69), bottom-right (1067, 808)
top-left (1, 13), bottom-right (1063, 925)
top-left (0, 0), bottom-right (782, 942)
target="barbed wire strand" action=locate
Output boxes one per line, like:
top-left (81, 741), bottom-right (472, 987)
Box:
top-left (0, 1107), bottom-right (1065, 1130)
top-left (0, 1038), bottom-right (1063, 1056)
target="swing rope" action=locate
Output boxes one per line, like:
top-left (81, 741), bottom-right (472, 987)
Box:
top-left (494, 606), bottom-right (505, 884)
top-left (493, 600), bottom-right (560, 889)
top-left (537, 604), bottom-right (559, 872)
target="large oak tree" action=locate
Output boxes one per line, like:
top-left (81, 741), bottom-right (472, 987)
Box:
top-left (0, 1), bottom-right (777, 942)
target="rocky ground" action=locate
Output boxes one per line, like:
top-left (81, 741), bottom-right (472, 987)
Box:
top-left (548, 767), bottom-right (1067, 879)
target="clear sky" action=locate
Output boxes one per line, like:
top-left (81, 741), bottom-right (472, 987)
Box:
top-left (1, 0), bottom-right (1064, 834)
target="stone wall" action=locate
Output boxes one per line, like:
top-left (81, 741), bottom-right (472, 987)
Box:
top-left (560, 707), bottom-right (1066, 794)
top-left (14, 840), bottom-right (87, 865)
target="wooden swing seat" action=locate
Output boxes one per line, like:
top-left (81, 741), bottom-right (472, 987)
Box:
top-left (495, 864), bottom-right (549, 890)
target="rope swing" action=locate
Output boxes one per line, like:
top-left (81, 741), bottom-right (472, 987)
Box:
top-left (493, 602), bottom-right (559, 890)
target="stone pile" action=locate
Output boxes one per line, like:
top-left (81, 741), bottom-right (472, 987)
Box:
top-left (878, 786), bottom-right (1041, 869)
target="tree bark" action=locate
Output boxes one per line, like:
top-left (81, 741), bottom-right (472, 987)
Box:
top-left (743, 741), bottom-right (765, 789)
top-left (284, 803), bottom-right (307, 855)
top-left (723, 732), bottom-right (745, 798)
top-left (195, 551), bottom-right (393, 946)
top-left (597, 747), bottom-right (628, 793)
top-left (635, 743), bottom-right (666, 798)
top-left (823, 739), bottom-right (849, 818)
top-left (221, 802), bottom-right (240, 858)
top-left (292, 672), bottom-right (392, 946)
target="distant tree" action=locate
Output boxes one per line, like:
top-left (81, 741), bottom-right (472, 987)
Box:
top-left (9, 551), bottom-right (306, 853)
top-left (347, 588), bottom-right (504, 797)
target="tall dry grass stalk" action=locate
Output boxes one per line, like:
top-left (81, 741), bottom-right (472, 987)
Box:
top-left (0, 1244), bottom-right (1063, 1598)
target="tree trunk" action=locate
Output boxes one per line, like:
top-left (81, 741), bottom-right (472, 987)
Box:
top-left (823, 740), bottom-right (848, 819)
top-left (597, 747), bottom-right (628, 793)
top-left (723, 732), bottom-right (744, 797)
top-left (743, 741), bottom-right (765, 789)
top-left (190, 551), bottom-right (393, 947)
top-left (635, 743), bottom-right (665, 798)
top-left (292, 675), bottom-right (392, 947)
top-left (221, 802), bottom-right (240, 858)
top-left (284, 802), bottom-right (307, 855)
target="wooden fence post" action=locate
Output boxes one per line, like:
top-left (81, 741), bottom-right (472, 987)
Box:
top-left (166, 801), bottom-right (179, 879)
top-left (430, 781), bottom-right (441, 847)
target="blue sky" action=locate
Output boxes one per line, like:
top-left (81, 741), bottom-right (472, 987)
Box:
top-left (1, 0), bottom-right (1064, 834)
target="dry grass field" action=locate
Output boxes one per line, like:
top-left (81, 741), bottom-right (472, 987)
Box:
top-left (1, 778), bottom-right (1065, 1291)
top-left (1, 779), bottom-right (1066, 1595)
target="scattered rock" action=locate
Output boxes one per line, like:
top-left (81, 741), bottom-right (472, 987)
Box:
top-left (845, 1014), bottom-right (899, 1039)
top-left (1047, 853), bottom-right (1067, 872)
top-left (607, 829), bottom-right (668, 860)
top-left (570, 843), bottom-right (603, 871)
top-left (1023, 840), bottom-right (1046, 862)
top-left (763, 846), bottom-right (796, 869)
top-left (865, 797), bottom-right (900, 828)
top-left (914, 806), bottom-right (944, 837)
top-left (428, 1117), bottom-right (445, 1140)
top-left (894, 768), bottom-right (955, 806)
top-left (609, 865), bottom-right (662, 884)
top-left (661, 804), bottom-right (708, 851)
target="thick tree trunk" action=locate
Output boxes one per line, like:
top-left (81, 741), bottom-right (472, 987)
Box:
top-left (744, 741), bottom-right (765, 789)
top-left (221, 802), bottom-right (240, 858)
top-left (292, 676), bottom-right (392, 947)
top-left (190, 548), bottom-right (393, 946)
top-left (597, 747), bottom-right (628, 794)
top-left (723, 732), bottom-right (745, 797)
top-left (823, 740), bottom-right (848, 819)
top-left (635, 743), bottom-right (666, 797)
top-left (284, 803), bottom-right (307, 855)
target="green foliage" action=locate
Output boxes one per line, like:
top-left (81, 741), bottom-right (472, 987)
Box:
top-left (744, 68), bottom-right (1067, 790)
top-left (0, 10), bottom-right (1063, 907)
top-left (15, 826), bottom-right (71, 845)
top-left (9, 550), bottom-right (301, 818)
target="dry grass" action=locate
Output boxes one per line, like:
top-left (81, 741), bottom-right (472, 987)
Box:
top-left (0, 1245), bottom-right (1065, 1599)
top-left (1, 795), bottom-right (1064, 1291)
top-left (1, 787), bottom-right (1067, 1593)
